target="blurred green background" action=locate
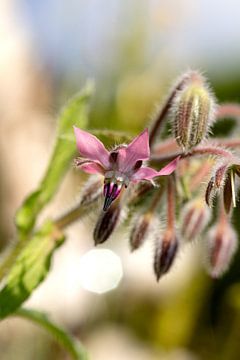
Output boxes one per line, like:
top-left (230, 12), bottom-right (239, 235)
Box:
top-left (0, 0), bottom-right (240, 359)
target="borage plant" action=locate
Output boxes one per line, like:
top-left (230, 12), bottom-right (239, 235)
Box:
top-left (0, 71), bottom-right (240, 359)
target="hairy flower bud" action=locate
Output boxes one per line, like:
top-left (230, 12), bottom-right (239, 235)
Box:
top-left (205, 162), bottom-right (228, 206)
top-left (93, 203), bottom-right (121, 245)
top-left (172, 72), bottom-right (215, 150)
top-left (181, 199), bottom-right (211, 241)
top-left (205, 161), bottom-right (239, 211)
top-left (130, 213), bottom-right (152, 251)
top-left (205, 222), bottom-right (238, 278)
top-left (154, 230), bottom-right (179, 281)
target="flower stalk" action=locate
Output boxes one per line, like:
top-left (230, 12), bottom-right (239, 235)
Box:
top-left (154, 176), bottom-right (179, 280)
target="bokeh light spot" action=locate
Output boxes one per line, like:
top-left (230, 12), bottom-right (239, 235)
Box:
top-left (79, 249), bottom-right (123, 294)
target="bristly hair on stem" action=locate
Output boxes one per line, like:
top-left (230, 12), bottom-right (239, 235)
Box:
top-left (154, 176), bottom-right (179, 280)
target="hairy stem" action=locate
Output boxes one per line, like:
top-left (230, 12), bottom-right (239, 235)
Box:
top-left (216, 103), bottom-right (240, 120)
top-left (151, 145), bottom-right (234, 163)
top-left (54, 203), bottom-right (90, 230)
top-left (152, 138), bottom-right (240, 158)
top-left (167, 176), bottom-right (176, 230)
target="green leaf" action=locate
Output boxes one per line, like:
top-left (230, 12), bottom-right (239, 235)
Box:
top-left (15, 82), bottom-right (94, 238)
top-left (0, 221), bottom-right (64, 319)
top-left (14, 308), bottom-right (88, 360)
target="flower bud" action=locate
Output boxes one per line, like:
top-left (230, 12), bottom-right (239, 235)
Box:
top-left (181, 199), bottom-right (211, 241)
top-left (93, 203), bottom-right (121, 245)
top-left (205, 222), bottom-right (238, 278)
top-left (172, 73), bottom-right (215, 150)
top-left (130, 213), bottom-right (152, 251)
top-left (205, 162), bottom-right (236, 210)
top-left (154, 230), bottom-right (179, 281)
top-left (205, 176), bottom-right (215, 206)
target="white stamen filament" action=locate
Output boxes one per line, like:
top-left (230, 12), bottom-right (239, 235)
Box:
top-left (230, 169), bottom-right (236, 208)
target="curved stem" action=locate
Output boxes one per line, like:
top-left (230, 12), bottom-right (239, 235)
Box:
top-left (151, 145), bottom-right (234, 163)
top-left (167, 176), bottom-right (175, 230)
top-left (152, 138), bottom-right (240, 157)
top-left (216, 103), bottom-right (240, 120)
top-left (54, 203), bottom-right (89, 230)
top-left (14, 308), bottom-right (88, 360)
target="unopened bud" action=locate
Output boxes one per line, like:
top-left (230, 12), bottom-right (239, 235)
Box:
top-left (154, 230), bottom-right (179, 281)
top-left (205, 176), bottom-right (215, 206)
top-left (205, 162), bottom-right (233, 208)
top-left (93, 203), bottom-right (121, 245)
top-left (215, 164), bottom-right (228, 188)
top-left (130, 213), bottom-right (152, 251)
top-left (172, 72), bottom-right (215, 150)
top-left (181, 199), bottom-right (211, 241)
top-left (205, 222), bottom-right (238, 278)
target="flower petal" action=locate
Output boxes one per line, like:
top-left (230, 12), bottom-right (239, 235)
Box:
top-left (74, 126), bottom-right (110, 168)
top-left (118, 129), bottom-right (150, 172)
top-left (131, 156), bottom-right (180, 181)
top-left (78, 162), bottom-right (105, 175)
top-left (158, 156), bottom-right (180, 176)
top-left (131, 167), bottom-right (159, 181)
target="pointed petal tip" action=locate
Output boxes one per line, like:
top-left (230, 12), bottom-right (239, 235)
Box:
top-left (73, 127), bottom-right (110, 168)
top-left (158, 156), bottom-right (180, 176)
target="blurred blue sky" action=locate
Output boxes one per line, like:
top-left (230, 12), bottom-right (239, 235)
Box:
top-left (19, 0), bottom-right (240, 79)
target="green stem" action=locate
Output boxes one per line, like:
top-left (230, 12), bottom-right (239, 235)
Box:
top-left (14, 308), bottom-right (88, 360)
top-left (54, 203), bottom-right (89, 230)
top-left (0, 241), bottom-right (27, 281)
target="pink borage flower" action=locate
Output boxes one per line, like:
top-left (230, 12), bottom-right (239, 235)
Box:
top-left (74, 127), bottom-right (179, 211)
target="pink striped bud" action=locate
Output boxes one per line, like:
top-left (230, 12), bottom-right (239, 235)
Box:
top-left (205, 161), bottom-right (239, 212)
top-left (154, 230), bottom-right (179, 281)
top-left (130, 213), bottom-right (152, 251)
top-left (172, 72), bottom-right (216, 150)
top-left (205, 163), bottom-right (228, 206)
top-left (205, 222), bottom-right (238, 278)
top-left (181, 199), bottom-right (211, 241)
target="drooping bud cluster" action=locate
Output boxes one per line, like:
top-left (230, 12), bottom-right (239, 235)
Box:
top-left (69, 69), bottom-right (240, 283)
top-left (172, 71), bottom-right (216, 151)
